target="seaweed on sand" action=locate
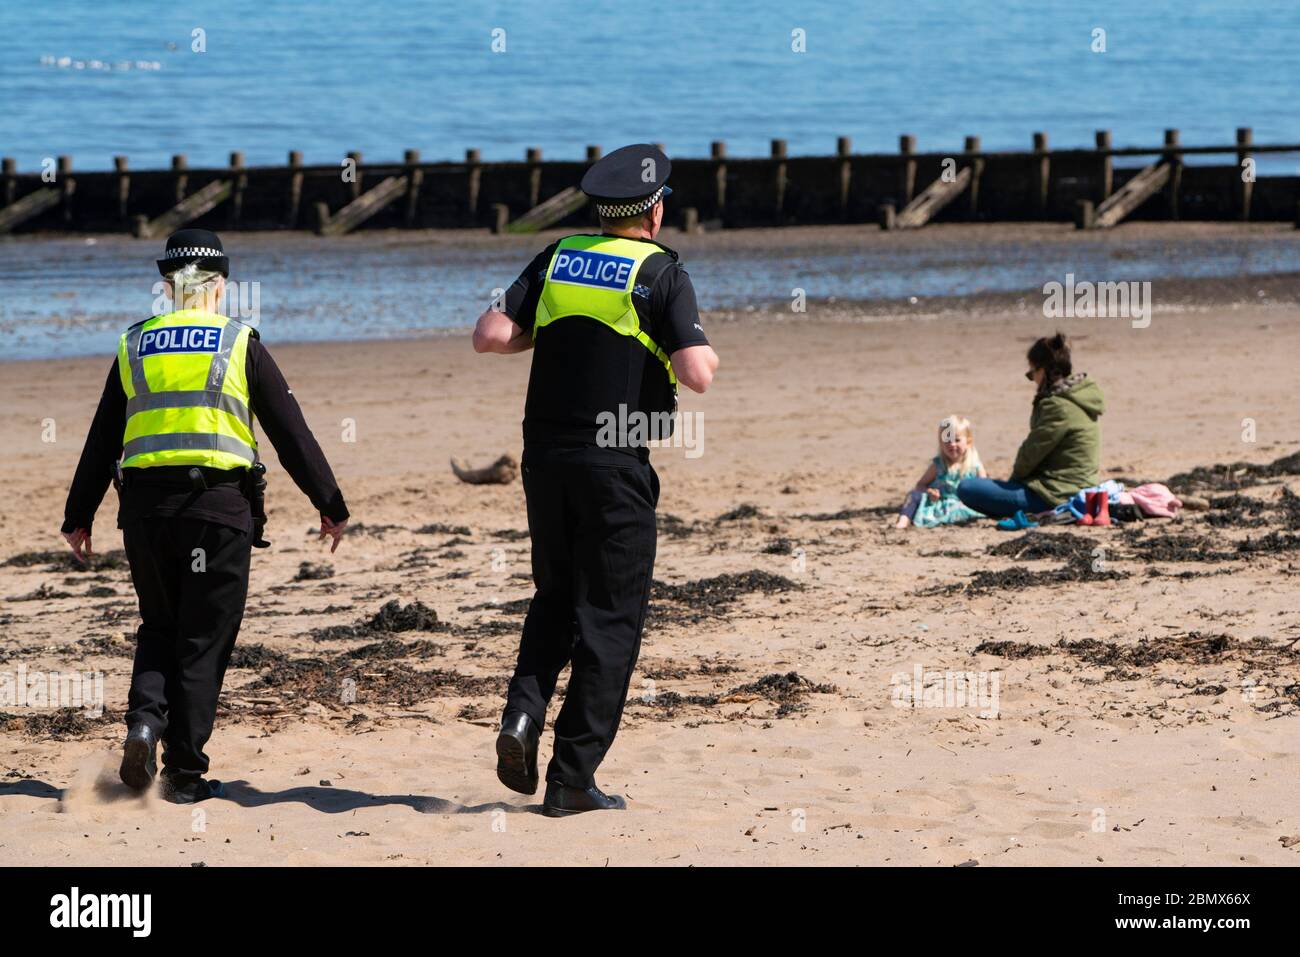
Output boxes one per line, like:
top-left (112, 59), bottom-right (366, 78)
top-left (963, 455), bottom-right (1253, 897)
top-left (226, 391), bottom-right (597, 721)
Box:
top-left (248, 655), bottom-right (501, 708)
top-left (310, 599), bottom-right (445, 641)
top-left (1166, 450), bottom-right (1300, 492)
top-left (987, 531), bottom-right (1097, 562)
top-left (629, 670), bottom-right (835, 719)
top-left (649, 570), bottom-right (800, 625)
top-left (931, 554), bottom-right (1126, 596)
top-left (795, 506), bottom-right (896, 522)
top-left (1, 550), bottom-right (128, 573)
top-left (2, 708), bottom-right (119, 740)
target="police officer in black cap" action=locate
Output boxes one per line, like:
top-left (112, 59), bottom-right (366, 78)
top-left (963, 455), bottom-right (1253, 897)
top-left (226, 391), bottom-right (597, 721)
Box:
top-left (473, 144), bottom-right (719, 816)
top-left (61, 228), bottom-right (350, 803)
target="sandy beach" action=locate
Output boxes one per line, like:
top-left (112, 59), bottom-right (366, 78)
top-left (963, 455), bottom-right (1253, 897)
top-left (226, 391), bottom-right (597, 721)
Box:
top-left (2, 225), bottom-right (1299, 866)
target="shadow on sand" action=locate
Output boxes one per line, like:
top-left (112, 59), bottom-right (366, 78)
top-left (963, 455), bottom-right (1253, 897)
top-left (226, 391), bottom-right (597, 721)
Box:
top-left (218, 781), bottom-right (541, 815)
top-left (0, 778), bottom-right (540, 815)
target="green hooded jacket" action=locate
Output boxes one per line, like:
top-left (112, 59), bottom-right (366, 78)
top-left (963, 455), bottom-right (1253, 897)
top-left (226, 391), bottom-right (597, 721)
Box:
top-left (1011, 375), bottom-right (1106, 506)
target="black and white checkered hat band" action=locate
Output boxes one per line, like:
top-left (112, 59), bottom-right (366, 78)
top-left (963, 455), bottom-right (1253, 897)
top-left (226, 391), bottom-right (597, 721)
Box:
top-left (595, 186), bottom-right (665, 218)
top-left (163, 246), bottom-right (223, 260)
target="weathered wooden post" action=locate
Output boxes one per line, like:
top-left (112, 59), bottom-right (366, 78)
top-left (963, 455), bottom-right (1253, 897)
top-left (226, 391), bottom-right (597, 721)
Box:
top-left (1075, 199), bottom-right (1096, 230)
top-left (1163, 129), bottom-right (1182, 221)
top-left (586, 145), bottom-right (601, 162)
top-left (466, 148), bottom-right (481, 221)
top-left (526, 147), bottom-right (542, 209)
top-left (836, 136), bottom-right (852, 220)
top-left (682, 206), bottom-right (699, 234)
top-left (286, 150), bottom-right (304, 229)
top-left (878, 203), bottom-right (896, 230)
top-left (1032, 132), bottom-right (1049, 218)
top-left (711, 141), bottom-right (727, 219)
top-left (171, 154), bottom-right (187, 205)
top-left (1095, 130), bottom-right (1113, 204)
top-left (1, 157), bottom-right (14, 207)
top-left (403, 149), bottom-right (423, 227)
top-left (491, 202), bottom-right (509, 234)
top-left (964, 135), bottom-right (982, 219)
top-left (899, 134), bottom-right (917, 207)
top-left (114, 155), bottom-right (130, 226)
top-left (228, 151), bottom-right (246, 228)
top-left (771, 138), bottom-right (787, 223)
top-left (1236, 127), bottom-right (1253, 221)
top-left (58, 156), bottom-right (74, 225)
top-left (347, 151), bottom-right (363, 200)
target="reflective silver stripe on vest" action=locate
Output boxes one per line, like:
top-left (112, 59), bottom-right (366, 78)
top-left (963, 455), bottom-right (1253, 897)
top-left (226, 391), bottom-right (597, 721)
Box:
top-left (125, 390), bottom-right (252, 425)
top-left (205, 320), bottom-right (246, 393)
top-left (124, 325), bottom-right (151, 395)
top-left (122, 432), bottom-right (256, 463)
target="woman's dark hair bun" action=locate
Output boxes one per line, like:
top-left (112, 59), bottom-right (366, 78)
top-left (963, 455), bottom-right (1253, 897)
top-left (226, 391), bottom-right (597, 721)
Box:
top-left (1028, 332), bottom-right (1072, 383)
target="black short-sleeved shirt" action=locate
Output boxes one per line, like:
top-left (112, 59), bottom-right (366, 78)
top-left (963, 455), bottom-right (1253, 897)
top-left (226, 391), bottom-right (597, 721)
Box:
top-left (505, 234), bottom-right (709, 460)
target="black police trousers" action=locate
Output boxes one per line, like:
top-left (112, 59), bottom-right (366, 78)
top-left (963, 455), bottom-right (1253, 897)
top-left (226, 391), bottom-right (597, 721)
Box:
top-left (505, 450), bottom-right (660, 788)
top-left (122, 516), bottom-right (251, 784)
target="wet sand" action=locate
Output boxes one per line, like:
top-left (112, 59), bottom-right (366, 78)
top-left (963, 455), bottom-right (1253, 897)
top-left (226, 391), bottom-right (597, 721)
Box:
top-left (2, 271), bottom-right (1299, 865)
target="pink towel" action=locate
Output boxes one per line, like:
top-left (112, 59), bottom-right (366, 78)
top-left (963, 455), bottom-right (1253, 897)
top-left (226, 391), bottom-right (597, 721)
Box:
top-left (1129, 483), bottom-right (1182, 518)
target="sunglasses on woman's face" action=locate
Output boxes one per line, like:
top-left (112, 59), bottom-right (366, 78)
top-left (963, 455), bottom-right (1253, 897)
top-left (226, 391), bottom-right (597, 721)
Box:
top-left (1025, 369), bottom-right (1036, 381)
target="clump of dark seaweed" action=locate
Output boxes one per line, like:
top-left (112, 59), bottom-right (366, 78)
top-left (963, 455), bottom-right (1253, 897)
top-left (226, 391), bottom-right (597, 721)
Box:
top-left (1, 549), bottom-right (128, 573)
top-left (650, 570), bottom-right (800, 624)
top-left (987, 531), bottom-right (1097, 562)
top-left (2, 708), bottom-right (119, 740)
top-left (1166, 450), bottom-right (1300, 492)
top-left (796, 506), bottom-right (896, 522)
top-left (294, 561), bottom-right (334, 581)
top-left (311, 599), bottom-right (445, 641)
top-left (714, 503), bottom-right (764, 522)
top-left (930, 554), bottom-right (1126, 596)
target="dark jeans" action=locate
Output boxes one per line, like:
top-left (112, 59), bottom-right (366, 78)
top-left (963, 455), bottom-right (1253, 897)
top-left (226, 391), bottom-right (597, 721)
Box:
top-left (505, 450), bottom-right (659, 788)
top-left (123, 517), bottom-right (251, 784)
top-left (956, 478), bottom-right (1051, 519)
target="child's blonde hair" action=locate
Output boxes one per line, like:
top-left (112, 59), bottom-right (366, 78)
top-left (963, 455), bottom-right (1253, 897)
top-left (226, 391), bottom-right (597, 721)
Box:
top-left (937, 414), bottom-right (982, 476)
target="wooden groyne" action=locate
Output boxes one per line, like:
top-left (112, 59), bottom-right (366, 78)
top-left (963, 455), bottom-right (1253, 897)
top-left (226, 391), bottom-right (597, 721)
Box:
top-left (3, 130), bottom-right (1299, 237)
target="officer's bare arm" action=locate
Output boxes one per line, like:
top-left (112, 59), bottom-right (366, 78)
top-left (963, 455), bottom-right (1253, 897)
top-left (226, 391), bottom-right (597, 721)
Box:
top-left (671, 344), bottom-right (719, 393)
top-left (472, 308), bottom-right (533, 354)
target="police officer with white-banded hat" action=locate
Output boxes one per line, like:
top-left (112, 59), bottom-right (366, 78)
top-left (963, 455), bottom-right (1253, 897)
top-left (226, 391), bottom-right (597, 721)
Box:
top-left (473, 144), bottom-right (719, 816)
top-left (61, 228), bottom-right (350, 803)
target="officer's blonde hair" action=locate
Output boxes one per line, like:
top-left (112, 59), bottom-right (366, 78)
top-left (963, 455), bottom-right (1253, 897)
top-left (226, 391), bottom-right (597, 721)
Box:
top-left (167, 263), bottom-right (224, 313)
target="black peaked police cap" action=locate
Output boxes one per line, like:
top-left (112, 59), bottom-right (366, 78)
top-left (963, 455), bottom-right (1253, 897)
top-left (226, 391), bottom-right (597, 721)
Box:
top-left (156, 228), bottom-right (230, 278)
top-left (580, 143), bottom-right (673, 218)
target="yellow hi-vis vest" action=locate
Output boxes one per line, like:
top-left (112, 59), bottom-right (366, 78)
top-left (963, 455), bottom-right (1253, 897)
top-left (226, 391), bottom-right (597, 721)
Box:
top-left (535, 235), bottom-right (678, 387)
top-left (116, 310), bottom-right (258, 470)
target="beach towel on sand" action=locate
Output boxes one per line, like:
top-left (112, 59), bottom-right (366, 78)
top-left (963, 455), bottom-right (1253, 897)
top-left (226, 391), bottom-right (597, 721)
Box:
top-left (1128, 483), bottom-right (1183, 518)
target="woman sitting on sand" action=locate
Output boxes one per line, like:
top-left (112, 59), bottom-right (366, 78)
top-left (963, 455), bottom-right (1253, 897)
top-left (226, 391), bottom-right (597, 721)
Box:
top-left (956, 333), bottom-right (1105, 521)
top-left (895, 415), bottom-right (988, 528)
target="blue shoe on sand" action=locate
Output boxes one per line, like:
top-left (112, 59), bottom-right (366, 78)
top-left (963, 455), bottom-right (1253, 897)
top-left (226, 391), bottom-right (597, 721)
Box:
top-left (997, 510), bottom-right (1039, 531)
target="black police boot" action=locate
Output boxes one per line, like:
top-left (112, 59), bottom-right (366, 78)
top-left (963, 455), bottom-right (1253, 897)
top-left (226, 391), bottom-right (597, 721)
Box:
top-left (119, 724), bottom-right (158, 792)
top-left (495, 712), bottom-right (541, 795)
top-left (159, 771), bottom-right (224, 805)
top-left (542, 781), bottom-right (626, 817)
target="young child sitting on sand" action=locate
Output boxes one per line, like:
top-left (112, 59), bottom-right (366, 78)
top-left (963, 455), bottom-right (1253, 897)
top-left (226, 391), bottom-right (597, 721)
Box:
top-left (895, 415), bottom-right (988, 528)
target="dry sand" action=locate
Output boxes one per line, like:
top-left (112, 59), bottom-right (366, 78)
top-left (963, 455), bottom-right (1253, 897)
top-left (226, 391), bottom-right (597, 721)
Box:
top-left (2, 265), bottom-right (1299, 865)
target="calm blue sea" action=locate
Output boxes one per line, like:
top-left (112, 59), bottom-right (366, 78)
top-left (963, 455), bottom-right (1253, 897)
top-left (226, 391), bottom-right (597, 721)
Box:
top-left (3, 0), bottom-right (1299, 170)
